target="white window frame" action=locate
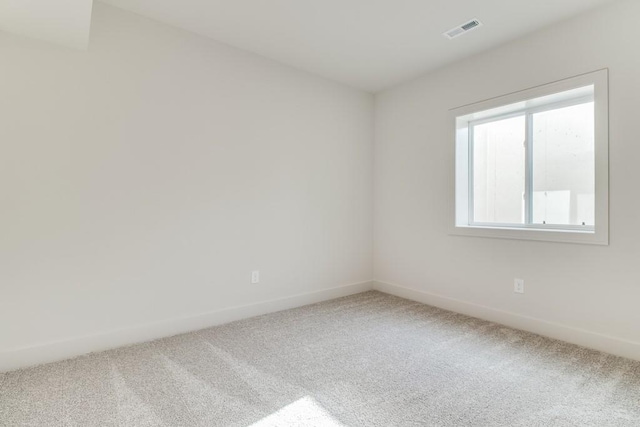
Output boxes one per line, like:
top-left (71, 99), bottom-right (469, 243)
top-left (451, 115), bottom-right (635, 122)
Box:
top-left (450, 69), bottom-right (609, 245)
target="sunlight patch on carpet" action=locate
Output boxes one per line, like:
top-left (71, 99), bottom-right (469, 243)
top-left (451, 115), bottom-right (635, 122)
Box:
top-left (249, 396), bottom-right (344, 426)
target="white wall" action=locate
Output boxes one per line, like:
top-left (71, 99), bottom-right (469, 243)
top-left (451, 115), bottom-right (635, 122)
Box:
top-left (374, 0), bottom-right (640, 359)
top-left (0, 3), bottom-right (373, 370)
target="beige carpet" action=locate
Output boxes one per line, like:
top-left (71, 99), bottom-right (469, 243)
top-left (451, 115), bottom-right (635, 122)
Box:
top-left (1, 291), bottom-right (640, 426)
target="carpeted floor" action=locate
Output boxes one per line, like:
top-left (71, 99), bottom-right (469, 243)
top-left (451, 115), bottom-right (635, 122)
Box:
top-left (1, 291), bottom-right (640, 426)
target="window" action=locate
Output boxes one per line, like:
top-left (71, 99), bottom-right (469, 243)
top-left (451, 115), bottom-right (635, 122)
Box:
top-left (452, 70), bottom-right (608, 245)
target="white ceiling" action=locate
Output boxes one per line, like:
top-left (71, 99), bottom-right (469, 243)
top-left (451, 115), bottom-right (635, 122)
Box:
top-left (98, 0), bottom-right (617, 92)
top-left (0, 0), bottom-right (616, 90)
top-left (0, 0), bottom-right (93, 49)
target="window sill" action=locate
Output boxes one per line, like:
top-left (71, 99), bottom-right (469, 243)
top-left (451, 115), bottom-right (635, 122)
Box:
top-left (450, 224), bottom-right (608, 245)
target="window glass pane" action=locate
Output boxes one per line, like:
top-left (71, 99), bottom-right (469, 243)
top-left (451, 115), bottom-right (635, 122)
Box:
top-left (532, 102), bottom-right (594, 226)
top-left (473, 115), bottom-right (525, 224)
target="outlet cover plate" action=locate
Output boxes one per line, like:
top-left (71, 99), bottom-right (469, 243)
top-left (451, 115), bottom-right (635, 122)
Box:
top-left (514, 278), bottom-right (525, 294)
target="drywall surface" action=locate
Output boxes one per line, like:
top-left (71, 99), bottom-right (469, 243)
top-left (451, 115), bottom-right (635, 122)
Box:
top-left (374, 0), bottom-right (640, 353)
top-left (0, 0), bottom-right (93, 49)
top-left (0, 3), bottom-right (373, 367)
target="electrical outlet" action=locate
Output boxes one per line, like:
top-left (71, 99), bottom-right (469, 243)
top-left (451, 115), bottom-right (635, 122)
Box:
top-left (251, 270), bottom-right (260, 284)
top-left (514, 278), bottom-right (525, 294)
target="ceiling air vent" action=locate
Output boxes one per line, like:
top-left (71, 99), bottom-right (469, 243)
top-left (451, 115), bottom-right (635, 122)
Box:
top-left (443, 19), bottom-right (483, 40)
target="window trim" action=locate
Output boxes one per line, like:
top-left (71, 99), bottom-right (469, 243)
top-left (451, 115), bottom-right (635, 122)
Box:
top-left (450, 69), bottom-right (609, 245)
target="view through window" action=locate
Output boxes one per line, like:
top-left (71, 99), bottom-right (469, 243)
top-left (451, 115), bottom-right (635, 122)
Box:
top-left (472, 100), bottom-right (595, 228)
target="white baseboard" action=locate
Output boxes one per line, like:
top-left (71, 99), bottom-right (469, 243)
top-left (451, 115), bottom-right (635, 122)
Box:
top-left (0, 281), bottom-right (374, 373)
top-left (373, 280), bottom-right (640, 362)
